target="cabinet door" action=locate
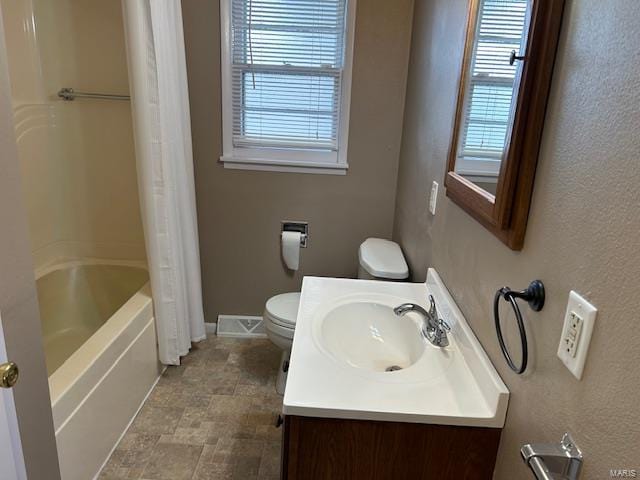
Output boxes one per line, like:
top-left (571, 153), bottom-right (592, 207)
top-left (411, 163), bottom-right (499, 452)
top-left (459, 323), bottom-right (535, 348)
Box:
top-left (283, 415), bottom-right (502, 480)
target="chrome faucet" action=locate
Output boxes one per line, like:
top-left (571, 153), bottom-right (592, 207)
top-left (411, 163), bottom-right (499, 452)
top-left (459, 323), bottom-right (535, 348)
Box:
top-left (394, 295), bottom-right (451, 348)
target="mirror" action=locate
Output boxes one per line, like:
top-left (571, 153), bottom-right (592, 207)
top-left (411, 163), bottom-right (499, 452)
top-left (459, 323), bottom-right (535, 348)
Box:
top-left (445, 0), bottom-right (565, 250)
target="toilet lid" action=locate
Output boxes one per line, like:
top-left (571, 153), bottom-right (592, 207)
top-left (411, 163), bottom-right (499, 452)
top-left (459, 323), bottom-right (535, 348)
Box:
top-left (359, 238), bottom-right (409, 279)
top-left (265, 292), bottom-right (300, 328)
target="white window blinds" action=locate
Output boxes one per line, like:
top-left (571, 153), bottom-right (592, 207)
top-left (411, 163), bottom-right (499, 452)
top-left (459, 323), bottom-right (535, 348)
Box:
top-left (230, 0), bottom-right (348, 152)
top-left (457, 0), bottom-right (529, 169)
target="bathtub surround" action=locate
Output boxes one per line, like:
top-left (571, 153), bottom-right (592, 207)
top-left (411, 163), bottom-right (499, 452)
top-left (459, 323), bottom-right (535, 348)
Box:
top-left (393, 0), bottom-right (640, 478)
top-left (1, 0), bottom-right (146, 271)
top-left (123, 0), bottom-right (206, 365)
top-left (181, 0), bottom-right (415, 320)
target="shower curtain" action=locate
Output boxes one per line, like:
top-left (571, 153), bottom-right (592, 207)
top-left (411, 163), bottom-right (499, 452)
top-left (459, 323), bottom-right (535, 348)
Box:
top-left (122, 0), bottom-right (206, 365)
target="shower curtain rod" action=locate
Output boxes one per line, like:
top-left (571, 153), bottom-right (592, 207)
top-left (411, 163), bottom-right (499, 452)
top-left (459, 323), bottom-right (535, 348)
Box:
top-left (57, 87), bottom-right (130, 101)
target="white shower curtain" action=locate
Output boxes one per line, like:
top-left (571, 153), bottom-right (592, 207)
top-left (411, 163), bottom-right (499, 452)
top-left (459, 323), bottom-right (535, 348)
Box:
top-left (122, 0), bottom-right (206, 365)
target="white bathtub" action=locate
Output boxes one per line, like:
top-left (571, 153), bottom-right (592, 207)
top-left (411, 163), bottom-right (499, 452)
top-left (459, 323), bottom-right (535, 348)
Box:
top-left (36, 260), bottom-right (162, 480)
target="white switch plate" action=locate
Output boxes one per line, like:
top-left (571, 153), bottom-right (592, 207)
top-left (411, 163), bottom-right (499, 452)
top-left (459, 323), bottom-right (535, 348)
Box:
top-left (557, 291), bottom-right (597, 380)
top-left (429, 181), bottom-right (438, 215)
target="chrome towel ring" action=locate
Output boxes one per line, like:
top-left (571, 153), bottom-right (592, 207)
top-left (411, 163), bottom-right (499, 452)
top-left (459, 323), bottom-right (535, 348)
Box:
top-left (494, 280), bottom-right (545, 374)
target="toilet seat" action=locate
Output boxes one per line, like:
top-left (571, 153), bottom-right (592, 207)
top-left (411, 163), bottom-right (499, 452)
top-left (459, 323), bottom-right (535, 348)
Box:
top-left (265, 292), bottom-right (300, 329)
top-left (265, 293), bottom-right (299, 358)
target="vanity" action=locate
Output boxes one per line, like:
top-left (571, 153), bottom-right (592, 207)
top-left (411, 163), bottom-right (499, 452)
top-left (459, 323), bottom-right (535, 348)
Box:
top-left (281, 269), bottom-right (509, 479)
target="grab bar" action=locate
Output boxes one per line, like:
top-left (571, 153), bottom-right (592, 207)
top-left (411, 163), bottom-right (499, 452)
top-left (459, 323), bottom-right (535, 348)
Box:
top-left (57, 88), bottom-right (130, 102)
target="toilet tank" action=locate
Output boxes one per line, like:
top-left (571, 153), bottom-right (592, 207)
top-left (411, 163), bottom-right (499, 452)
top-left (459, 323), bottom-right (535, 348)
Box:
top-left (357, 238), bottom-right (409, 281)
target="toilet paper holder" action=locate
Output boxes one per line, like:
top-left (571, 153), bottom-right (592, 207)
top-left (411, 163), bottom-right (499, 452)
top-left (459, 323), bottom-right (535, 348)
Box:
top-left (282, 221), bottom-right (308, 248)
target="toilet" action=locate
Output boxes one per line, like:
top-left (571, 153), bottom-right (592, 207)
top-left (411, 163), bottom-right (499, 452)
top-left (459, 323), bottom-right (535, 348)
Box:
top-left (264, 238), bottom-right (409, 394)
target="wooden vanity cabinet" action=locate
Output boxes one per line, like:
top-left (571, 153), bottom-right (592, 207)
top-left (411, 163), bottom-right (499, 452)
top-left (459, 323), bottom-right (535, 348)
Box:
top-left (281, 415), bottom-right (502, 480)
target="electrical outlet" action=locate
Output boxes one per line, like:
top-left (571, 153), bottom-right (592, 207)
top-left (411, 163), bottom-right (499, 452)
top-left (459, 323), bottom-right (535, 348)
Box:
top-left (557, 291), bottom-right (597, 380)
top-left (429, 181), bottom-right (439, 215)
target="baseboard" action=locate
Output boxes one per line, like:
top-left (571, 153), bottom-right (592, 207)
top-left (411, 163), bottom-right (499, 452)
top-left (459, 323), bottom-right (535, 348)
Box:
top-left (216, 315), bottom-right (267, 338)
top-left (204, 322), bottom-right (218, 335)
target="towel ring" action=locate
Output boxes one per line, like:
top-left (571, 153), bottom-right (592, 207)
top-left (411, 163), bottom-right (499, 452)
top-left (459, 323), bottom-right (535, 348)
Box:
top-left (494, 280), bottom-right (545, 374)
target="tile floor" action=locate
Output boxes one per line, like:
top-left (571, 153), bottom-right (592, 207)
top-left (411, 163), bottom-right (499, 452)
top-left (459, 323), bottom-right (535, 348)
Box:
top-left (99, 336), bottom-right (284, 480)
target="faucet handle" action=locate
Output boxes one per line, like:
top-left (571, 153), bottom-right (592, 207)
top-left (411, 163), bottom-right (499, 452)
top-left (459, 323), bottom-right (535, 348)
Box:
top-left (428, 295), bottom-right (438, 317)
top-left (428, 296), bottom-right (450, 332)
top-left (438, 319), bottom-right (451, 332)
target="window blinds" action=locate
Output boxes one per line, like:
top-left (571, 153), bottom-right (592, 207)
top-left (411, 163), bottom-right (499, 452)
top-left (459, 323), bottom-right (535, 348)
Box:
top-left (459, 0), bottom-right (529, 162)
top-left (230, 0), bottom-right (348, 151)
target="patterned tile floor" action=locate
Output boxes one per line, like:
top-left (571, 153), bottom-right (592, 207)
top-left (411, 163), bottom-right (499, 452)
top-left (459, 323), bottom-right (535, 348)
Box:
top-left (99, 337), bottom-right (283, 480)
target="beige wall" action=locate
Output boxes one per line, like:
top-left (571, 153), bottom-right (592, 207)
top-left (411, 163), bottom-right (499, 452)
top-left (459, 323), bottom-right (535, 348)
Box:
top-left (182, 0), bottom-right (414, 320)
top-left (393, 0), bottom-right (640, 478)
top-left (0, 8), bottom-right (60, 477)
top-left (3, 0), bottom-right (145, 271)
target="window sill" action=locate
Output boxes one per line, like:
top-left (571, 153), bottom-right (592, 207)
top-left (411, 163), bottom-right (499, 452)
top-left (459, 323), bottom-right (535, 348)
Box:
top-left (455, 171), bottom-right (499, 183)
top-left (220, 156), bottom-right (348, 175)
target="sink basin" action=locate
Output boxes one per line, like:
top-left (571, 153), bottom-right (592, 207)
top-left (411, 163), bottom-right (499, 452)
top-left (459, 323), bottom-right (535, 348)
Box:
top-left (285, 274), bottom-right (510, 428)
top-left (317, 300), bottom-right (426, 373)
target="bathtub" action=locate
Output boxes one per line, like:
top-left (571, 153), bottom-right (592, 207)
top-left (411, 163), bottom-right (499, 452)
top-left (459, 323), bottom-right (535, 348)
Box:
top-left (36, 260), bottom-right (162, 480)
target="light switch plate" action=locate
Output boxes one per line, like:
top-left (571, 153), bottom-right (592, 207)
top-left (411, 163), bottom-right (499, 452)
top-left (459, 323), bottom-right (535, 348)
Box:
top-left (557, 291), bottom-right (597, 380)
top-left (429, 181), bottom-right (438, 215)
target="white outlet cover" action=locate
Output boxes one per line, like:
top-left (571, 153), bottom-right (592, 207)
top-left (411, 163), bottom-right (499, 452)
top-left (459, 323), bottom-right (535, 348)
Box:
top-left (429, 181), bottom-right (439, 215)
top-left (557, 291), bottom-right (597, 380)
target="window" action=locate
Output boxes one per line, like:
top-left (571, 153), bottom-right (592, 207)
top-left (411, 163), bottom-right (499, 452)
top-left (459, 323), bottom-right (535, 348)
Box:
top-left (455, 0), bottom-right (529, 178)
top-left (220, 0), bottom-right (355, 174)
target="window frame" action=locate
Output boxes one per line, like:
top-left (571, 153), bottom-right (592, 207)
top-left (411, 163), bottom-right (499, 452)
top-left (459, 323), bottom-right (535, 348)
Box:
top-left (445, 0), bottom-right (566, 250)
top-left (219, 0), bottom-right (357, 175)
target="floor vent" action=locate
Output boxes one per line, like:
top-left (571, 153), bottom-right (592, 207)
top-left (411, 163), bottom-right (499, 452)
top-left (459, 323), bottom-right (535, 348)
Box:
top-left (216, 315), bottom-right (266, 338)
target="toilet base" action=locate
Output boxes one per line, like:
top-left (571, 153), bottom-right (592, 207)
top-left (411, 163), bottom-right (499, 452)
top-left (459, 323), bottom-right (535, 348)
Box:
top-left (276, 350), bottom-right (290, 395)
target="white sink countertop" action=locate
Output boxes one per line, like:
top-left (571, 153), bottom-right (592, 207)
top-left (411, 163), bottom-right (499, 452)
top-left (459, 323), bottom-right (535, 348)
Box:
top-left (283, 268), bottom-right (509, 428)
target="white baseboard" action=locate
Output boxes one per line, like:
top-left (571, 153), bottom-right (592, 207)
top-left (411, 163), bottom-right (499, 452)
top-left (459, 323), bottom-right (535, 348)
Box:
top-left (216, 315), bottom-right (267, 338)
top-left (204, 322), bottom-right (218, 335)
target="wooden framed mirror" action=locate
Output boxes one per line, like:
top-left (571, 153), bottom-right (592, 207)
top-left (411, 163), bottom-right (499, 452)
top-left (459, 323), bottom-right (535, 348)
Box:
top-left (445, 0), bottom-right (565, 250)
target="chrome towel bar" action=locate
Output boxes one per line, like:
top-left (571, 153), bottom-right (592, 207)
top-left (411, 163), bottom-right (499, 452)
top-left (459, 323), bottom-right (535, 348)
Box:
top-left (57, 87), bottom-right (130, 101)
top-left (521, 433), bottom-right (583, 480)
